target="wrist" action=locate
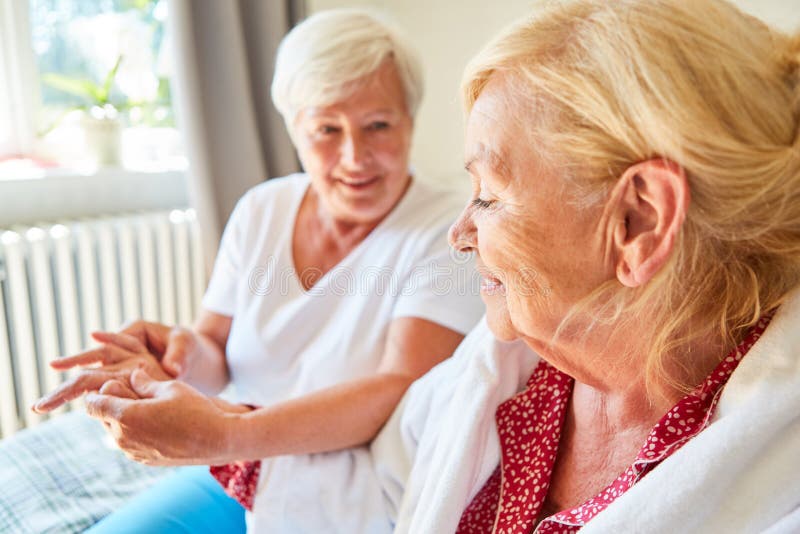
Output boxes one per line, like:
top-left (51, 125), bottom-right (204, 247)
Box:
top-left (216, 410), bottom-right (245, 464)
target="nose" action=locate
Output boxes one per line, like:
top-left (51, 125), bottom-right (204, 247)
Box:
top-left (341, 130), bottom-right (370, 168)
top-left (448, 204), bottom-right (477, 253)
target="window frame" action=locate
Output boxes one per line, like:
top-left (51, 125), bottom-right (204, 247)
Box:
top-left (0, 0), bottom-right (40, 158)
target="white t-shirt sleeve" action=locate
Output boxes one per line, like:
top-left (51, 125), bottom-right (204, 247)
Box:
top-left (201, 192), bottom-right (252, 316)
top-left (392, 230), bottom-right (482, 335)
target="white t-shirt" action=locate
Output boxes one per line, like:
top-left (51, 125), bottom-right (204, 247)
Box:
top-left (201, 173), bottom-right (484, 532)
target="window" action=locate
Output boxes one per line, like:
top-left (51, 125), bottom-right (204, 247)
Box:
top-left (0, 0), bottom-right (184, 175)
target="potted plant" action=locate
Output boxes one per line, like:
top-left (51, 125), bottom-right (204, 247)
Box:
top-left (42, 56), bottom-right (125, 166)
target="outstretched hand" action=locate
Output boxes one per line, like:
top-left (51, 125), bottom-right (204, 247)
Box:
top-left (32, 330), bottom-right (172, 413)
top-left (84, 368), bottom-right (241, 466)
top-left (49, 320), bottom-right (195, 378)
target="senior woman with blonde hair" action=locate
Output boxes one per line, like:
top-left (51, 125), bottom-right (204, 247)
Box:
top-left (373, 0), bottom-right (800, 532)
top-left (34, 8), bottom-right (482, 533)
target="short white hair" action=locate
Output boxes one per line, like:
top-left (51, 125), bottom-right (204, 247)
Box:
top-left (271, 8), bottom-right (424, 124)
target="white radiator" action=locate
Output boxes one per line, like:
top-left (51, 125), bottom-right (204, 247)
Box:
top-left (0, 209), bottom-right (206, 438)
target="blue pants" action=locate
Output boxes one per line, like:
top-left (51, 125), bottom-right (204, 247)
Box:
top-left (86, 466), bottom-right (247, 533)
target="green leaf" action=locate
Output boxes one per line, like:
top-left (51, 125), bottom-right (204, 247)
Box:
top-left (122, 0), bottom-right (156, 11)
top-left (99, 55), bottom-right (124, 104)
top-left (156, 76), bottom-right (171, 103)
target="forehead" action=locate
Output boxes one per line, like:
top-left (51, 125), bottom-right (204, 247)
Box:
top-left (464, 76), bottom-right (529, 177)
top-left (303, 60), bottom-right (408, 119)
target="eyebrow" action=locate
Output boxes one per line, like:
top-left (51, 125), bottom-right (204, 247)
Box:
top-left (464, 143), bottom-right (511, 179)
top-left (365, 108), bottom-right (399, 116)
top-left (304, 107), bottom-right (399, 119)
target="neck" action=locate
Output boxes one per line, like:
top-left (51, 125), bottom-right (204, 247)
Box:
top-left (527, 315), bottom-right (730, 429)
top-left (306, 189), bottom-right (381, 248)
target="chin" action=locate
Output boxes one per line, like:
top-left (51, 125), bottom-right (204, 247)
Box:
top-left (485, 306), bottom-right (518, 342)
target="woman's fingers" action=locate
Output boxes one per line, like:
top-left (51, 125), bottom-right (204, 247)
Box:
top-left (84, 392), bottom-right (130, 424)
top-left (49, 348), bottom-right (107, 370)
top-left (120, 320), bottom-right (171, 357)
top-left (91, 331), bottom-right (146, 353)
top-left (32, 370), bottom-right (130, 413)
top-left (50, 343), bottom-right (139, 370)
top-left (161, 327), bottom-right (194, 377)
top-left (99, 378), bottom-right (140, 400)
top-left (128, 368), bottom-right (172, 399)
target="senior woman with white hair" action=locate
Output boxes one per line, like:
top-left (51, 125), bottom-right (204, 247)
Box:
top-left (34, 8), bottom-right (482, 533)
top-left (373, 0), bottom-right (800, 532)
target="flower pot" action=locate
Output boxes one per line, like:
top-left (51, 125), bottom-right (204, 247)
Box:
top-left (82, 107), bottom-right (122, 167)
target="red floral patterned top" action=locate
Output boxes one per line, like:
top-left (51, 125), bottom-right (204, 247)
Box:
top-left (456, 314), bottom-right (773, 533)
top-left (210, 403), bottom-right (261, 511)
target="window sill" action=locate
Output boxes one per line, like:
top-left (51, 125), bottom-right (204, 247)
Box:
top-left (0, 165), bottom-right (190, 228)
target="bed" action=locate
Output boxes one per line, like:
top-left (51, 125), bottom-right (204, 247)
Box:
top-left (0, 410), bottom-right (174, 533)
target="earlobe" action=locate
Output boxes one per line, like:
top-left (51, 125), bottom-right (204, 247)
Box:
top-left (611, 159), bottom-right (690, 288)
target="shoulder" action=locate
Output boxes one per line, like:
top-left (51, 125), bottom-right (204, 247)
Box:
top-left (389, 178), bottom-right (464, 225)
top-left (240, 173), bottom-right (309, 208)
top-left (371, 320), bottom-right (539, 526)
top-left (226, 173), bottom-right (309, 225)
top-left (403, 319), bottom-right (537, 428)
top-left (411, 178), bottom-right (465, 216)
top-left (380, 178), bottom-right (465, 252)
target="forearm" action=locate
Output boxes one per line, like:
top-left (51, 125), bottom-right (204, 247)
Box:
top-left (221, 373), bottom-right (415, 461)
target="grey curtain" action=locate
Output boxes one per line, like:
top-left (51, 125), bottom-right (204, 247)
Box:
top-left (168, 0), bottom-right (304, 272)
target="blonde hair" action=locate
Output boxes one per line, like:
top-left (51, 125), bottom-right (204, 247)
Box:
top-left (271, 8), bottom-right (424, 124)
top-left (462, 0), bottom-right (800, 397)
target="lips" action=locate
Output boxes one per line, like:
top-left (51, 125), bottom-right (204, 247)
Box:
top-left (335, 175), bottom-right (380, 189)
top-left (476, 260), bottom-right (506, 296)
top-left (480, 275), bottom-right (505, 295)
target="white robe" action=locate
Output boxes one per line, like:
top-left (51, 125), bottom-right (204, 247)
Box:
top-left (372, 290), bottom-right (800, 533)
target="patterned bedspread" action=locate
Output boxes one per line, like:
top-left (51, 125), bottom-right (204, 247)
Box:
top-left (0, 410), bottom-right (174, 533)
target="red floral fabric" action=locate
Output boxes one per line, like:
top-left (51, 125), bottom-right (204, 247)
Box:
top-left (457, 313), bottom-right (773, 533)
top-left (209, 404), bottom-right (261, 511)
top-left (210, 460), bottom-right (261, 511)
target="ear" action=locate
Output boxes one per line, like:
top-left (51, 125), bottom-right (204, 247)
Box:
top-left (608, 159), bottom-right (690, 287)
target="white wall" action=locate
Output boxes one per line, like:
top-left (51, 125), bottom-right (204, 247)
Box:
top-left (732, 1), bottom-right (800, 33)
top-left (307, 0), bottom-right (800, 190)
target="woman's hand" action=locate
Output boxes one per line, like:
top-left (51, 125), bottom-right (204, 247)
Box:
top-left (114, 320), bottom-right (200, 377)
top-left (96, 314), bottom-right (232, 395)
top-left (84, 369), bottom-right (239, 466)
top-left (79, 321), bottom-right (197, 377)
top-left (55, 320), bottom-right (197, 377)
top-left (32, 331), bottom-right (172, 413)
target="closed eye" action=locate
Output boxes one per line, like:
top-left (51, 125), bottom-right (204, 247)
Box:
top-left (471, 198), bottom-right (494, 209)
top-left (367, 121), bottom-right (390, 131)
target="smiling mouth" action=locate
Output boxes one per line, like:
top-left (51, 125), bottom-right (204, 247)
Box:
top-left (476, 259), bottom-right (506, 296)
top-left (336, 175), bottom-right (381, 189)
top-left (481, 275), bottom-right (506, 296)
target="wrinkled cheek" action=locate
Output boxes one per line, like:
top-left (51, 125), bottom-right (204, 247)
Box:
top-left (508, 263), bottom-right (552, 301)
top-left (494, 221), bottom-right (556, 327)
top-left (488, 218), bottom-right (548, 283)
